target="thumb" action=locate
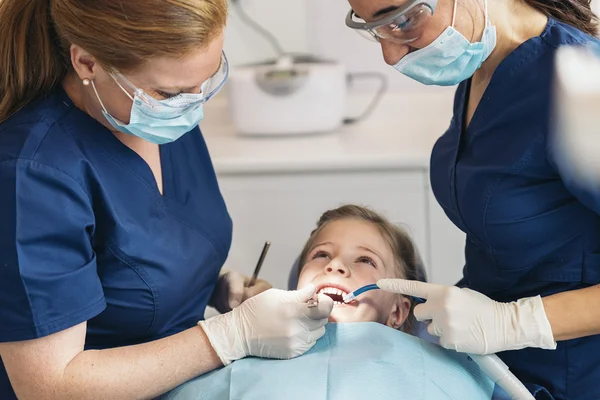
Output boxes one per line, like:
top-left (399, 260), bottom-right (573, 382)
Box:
top-left (313, 293), bottom-right (334, 318)
top-left (227, 272), bottom-right (246, 309)
top-left (377, 279), bottom-right (440, 300)
top-left (293, 284), bottom-right (317, 303)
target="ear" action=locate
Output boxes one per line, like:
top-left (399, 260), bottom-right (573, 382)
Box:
top-left (70, 44), bottom-right (100, 82)
top-left (385, 296), bottom-right (411, 330)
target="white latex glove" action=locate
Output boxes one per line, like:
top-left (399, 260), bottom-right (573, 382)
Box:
top-left (199, 284), bottom-right (334, 365)
top-left (209, 270), bottom-right (272, 314)
top-left (377, 279), bottom-right (557, 355)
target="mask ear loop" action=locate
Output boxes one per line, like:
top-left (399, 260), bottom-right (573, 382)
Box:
top-left (483, 0), bottom-right (489, 27)
top-left (88, 79), bottom-right (110, 115)
top-left (451, 0), bottom-right (489, 30)
top-left (110, 74), bottom-right (136, 102)
top-left (451, 0), bottom-right (458, 27)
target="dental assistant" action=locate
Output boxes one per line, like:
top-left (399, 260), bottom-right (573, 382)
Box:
top-left (345, 0), bottom-right (600, 398)
top-left (0, 1), bottom-right (333, 399)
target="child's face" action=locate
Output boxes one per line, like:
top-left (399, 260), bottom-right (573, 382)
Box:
top-left (297, 219), bottom-right (410, 328)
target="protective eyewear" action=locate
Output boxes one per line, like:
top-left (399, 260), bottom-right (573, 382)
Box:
top-left (345, 0), bottom-right (438, 44)
top-left (112, 51), bottom-right (229, 111)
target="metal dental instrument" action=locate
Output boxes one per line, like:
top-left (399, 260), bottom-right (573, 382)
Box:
top-left (343, 283), bottom-right (426, 304)
top-left (248, 241), bottom-right (271, 287)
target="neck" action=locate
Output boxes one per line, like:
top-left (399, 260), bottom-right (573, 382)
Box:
top-left (62, 72), bottom-right (94, 116)
top-left (475, 0), bottom-right (548, 81)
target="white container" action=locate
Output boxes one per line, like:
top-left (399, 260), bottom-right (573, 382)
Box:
top-left (228, 54), bottom-right (347, 136)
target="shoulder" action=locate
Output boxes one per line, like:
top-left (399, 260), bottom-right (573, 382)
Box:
top-left (541, 18), bottom-right (599, 48)
top-left (0, 87), bottom-right (95, 186)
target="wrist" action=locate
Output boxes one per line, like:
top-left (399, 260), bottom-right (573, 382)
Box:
top-left (506, 296), bottom-right (557, 351)
top-left (198, 308), bottom-right (249, 366)
top-left (192, 324), bottom-right (223, 368)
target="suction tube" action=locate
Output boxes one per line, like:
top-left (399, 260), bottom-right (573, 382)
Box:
top-left (468, 354), bottom-right (534, 400)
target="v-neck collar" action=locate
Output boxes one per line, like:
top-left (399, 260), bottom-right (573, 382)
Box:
top-left (59, 86), bottom-right (177, 201)
top-left (457, 18), bottom-right (556, 143)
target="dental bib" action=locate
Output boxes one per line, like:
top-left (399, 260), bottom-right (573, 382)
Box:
top-left (162, 323), bottom-right (494, 400)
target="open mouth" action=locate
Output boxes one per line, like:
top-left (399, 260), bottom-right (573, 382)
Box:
top-left (317, 286), bottom-right (349, 305)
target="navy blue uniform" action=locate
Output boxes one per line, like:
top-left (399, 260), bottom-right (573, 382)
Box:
top-left (0, 87), bottom-right (232, 398)
top-left (431, 18), bottom-right (600, 399)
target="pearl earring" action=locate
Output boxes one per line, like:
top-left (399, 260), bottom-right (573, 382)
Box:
top-left (82, 79), bottom-right (91, 86)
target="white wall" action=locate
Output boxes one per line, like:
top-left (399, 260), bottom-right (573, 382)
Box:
top-left (224, 0), bottom-right (443, 92)
top-left (224, 0), bottom-right (309, 66)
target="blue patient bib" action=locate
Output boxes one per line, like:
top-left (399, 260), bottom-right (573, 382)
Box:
top-left (163, 323), bottom-right (494, 400)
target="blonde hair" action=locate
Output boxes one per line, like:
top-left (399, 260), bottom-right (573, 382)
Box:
top-left (298, 204), bottom-right (424, 333)
top-left (0, 0), bottom-right (228, 123)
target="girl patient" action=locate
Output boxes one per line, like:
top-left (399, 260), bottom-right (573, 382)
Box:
top-left (161, 205), bottom-right (495, 400)
top-left (296, 204), bottom-right (423, 333)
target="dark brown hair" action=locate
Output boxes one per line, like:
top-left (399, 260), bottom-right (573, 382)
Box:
top-left (298, 204), bottom-right (425, 334)
top-left (524, 0), bottom-right (599, 36)
top-left (0, 0), bottom-right (228, 123)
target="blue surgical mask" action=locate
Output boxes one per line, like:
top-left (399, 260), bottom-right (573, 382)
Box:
top-left (90, 76), bottom-right (206, 145)
top-left (393, 0), bottom-right (496, 86)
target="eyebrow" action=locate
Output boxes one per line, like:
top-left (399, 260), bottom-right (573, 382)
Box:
top-left (157, 58), bottom-right (222, 93)
top-left (311, 241), bottom-right (333, 251)
top-left (355, 5), bottom-right (401, 20)
top-left (372, 5), bottom-right (400, 18)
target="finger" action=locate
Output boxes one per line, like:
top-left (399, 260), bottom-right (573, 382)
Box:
top-left (227, 272), bottom-right (246, 309)
top-left (426, 321), bottom-right (443, 337)
top-left (294, 284), bottom-right (317, 302)
top-left (218, 268), bottom-right (230, 277)
top-left (305, 325), bottom-right (327, 345)
top-left (244, 279), bottom-right (272, 299)
top-left (438, 336), bottom-right (460, 352)
top-left (305, 294), bottom-right (333, 320)
top-left (377, 279), bottom-right (443, 299)
top-left (413, 303), bottom-right (433, 322)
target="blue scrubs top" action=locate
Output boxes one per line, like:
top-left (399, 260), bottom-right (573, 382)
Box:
top-left (431, 19), bottom-right (600, 400)
top-left (0, 87), bottom-right (232, 398)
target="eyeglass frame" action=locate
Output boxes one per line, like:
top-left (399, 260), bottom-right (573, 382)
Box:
top-left (111, 50), bottom-right (230, 110)
top-left (345, 0), bottom-right (438, 38)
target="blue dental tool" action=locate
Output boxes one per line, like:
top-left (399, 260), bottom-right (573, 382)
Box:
top-left (343, 283), bottom-right (427, 304)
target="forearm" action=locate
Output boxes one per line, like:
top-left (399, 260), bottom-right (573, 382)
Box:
top-left (543, 284), bottom-right (600, 341)
top-left (59, 325), bottom-right (221, 400)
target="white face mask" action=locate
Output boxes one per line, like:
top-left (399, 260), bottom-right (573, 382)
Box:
top-left (90, 76), bottom-right (206, 145)
top-left (393, 0), bottom-right (497, 86)
top-left (88, 51), bottom-right (229, 144)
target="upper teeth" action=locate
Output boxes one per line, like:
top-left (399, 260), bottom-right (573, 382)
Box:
top-left (318, 287), bottom-right (348, 296)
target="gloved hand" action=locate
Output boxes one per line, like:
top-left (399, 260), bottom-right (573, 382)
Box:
top-left (199, 284), bottom-right (334, 365)
top-left (209, 269), bottom-right (272, 314)
top-left (377, 279), bottom-right (557, 355)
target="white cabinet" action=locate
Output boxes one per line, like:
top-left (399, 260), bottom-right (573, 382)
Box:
top-left (218, 169), bottom-right (430, 289)
top-left (426, 187), bottom-right (466, 285)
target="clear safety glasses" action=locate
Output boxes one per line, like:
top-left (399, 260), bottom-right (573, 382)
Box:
top-left (345, 0), bottom-right (438, 44)
top-left (111, 51), bottom-right (229, 111)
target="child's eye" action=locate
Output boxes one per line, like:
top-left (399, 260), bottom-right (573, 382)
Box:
top-left (357, 256), bottom-right (377, 268)
top-left (312, 250), bottom-right (331, 260)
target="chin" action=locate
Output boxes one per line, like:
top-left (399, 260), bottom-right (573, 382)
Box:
top-left (328, 307), bottom-right (362, 323)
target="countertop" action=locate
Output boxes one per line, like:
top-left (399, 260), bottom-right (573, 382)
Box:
top-left (200, 89), bottom-right (456, 174)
